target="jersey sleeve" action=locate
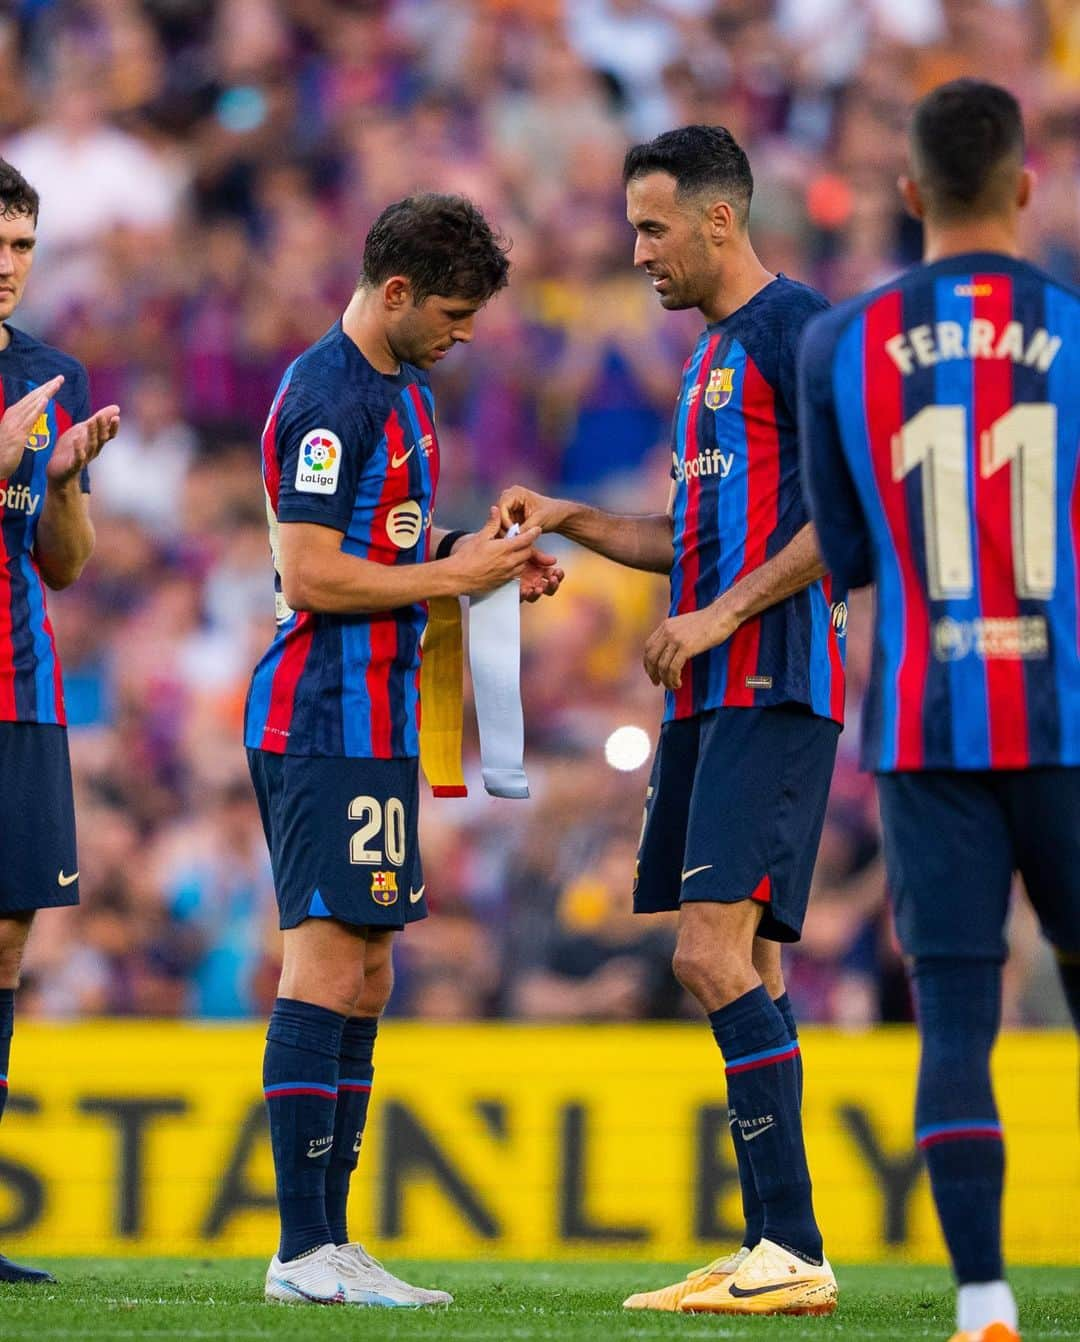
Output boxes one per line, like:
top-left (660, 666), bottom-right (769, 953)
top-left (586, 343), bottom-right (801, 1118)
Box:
top-left (778, 289), bottom-right (830, 423)
top-left (797, 310), bottom-right (873, 590)
top-left (271, 379), bottom-right (376, 532)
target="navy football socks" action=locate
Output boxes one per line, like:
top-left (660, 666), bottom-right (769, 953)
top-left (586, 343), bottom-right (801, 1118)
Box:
top-left (325, 1016), bottom-right (378, 1246)
top-left (263, 997), bottom-right (346, 1262)
top-left (0, 988), bottom-right (12, 1125)
top-left (731, 992), bottom-right (801, 1251)
top-left (912, 958), bottom-right (1005, 1284)
top-left (710, 985), bottom-right (822, 1264)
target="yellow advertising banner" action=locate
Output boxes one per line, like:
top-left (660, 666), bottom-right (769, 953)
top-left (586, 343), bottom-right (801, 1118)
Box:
top-left (0, 1023), bottom-right (1074, 1261)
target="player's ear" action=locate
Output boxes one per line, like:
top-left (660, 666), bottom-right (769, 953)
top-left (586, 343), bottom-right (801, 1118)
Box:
top-left (707, 198), bottom-right (734, 242)
top-left (383, 276), bottom-right (412, 311)
top-left (1017, 166), bottom-right (1035, 210)
top-left (898, 175), bottom-right (924, 221)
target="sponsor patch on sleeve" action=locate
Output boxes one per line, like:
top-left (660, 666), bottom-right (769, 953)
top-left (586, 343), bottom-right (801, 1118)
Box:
top-left (295, 429), bottom-right (343, 494)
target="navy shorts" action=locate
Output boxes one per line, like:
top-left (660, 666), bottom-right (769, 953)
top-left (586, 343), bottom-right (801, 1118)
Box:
top-left (633, 706), bottom-right (839, 942)
top-left (0, 722), bottom-right (79, 914)
top-left (877, 768), bottom-right (1080, 962)
top-left (247, 750), bottom-right (427, 931)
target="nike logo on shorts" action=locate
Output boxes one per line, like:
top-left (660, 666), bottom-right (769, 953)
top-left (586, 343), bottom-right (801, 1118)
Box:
top-left (57, 870), bottom-right (79, 887)
top-left (681, 864), bottom-right (712, 882)
top-left (409, 885), bottom-right (426, 904)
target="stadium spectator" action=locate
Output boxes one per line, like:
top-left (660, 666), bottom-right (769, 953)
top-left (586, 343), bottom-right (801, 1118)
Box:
top-left (0, 0), bottom-right (1071, 1034)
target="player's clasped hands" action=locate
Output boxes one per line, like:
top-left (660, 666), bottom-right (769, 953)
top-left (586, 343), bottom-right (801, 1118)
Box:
top-left (0, 373), bottom-right (64, 479)
top-left (46, 403), bottom-right (121, 486)
top-left (496, 484), bottom-right (567, 602)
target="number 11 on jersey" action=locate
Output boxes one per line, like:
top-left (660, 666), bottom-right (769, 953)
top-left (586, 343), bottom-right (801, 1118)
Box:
top-left (891, 402), bottom-right (1057, 602)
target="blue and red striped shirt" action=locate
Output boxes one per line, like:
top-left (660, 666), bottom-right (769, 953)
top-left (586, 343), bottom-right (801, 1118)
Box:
top-left (667, 276), bottom-right (845, 725)
top-left (245, 323), bottom-right (441, 759)
top-left (800, 251), bottom-right (1080, 771)
top-left (0, 326), bottom-right (90, 726)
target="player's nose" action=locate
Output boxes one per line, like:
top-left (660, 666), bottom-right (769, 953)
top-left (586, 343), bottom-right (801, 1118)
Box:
top-left (633, 235), bottom-right (654, 268)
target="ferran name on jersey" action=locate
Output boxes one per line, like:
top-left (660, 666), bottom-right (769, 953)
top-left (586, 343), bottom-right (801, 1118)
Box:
top-left (704, 366), bottom-right (735, 411)
top-left (295, 427), bottom-right (343, 494)
top-left (371, 871), bottom-right (399, 905)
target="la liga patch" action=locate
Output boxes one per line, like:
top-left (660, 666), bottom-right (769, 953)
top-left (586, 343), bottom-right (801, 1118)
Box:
top-left (295, 428), bottom-right (342, 494)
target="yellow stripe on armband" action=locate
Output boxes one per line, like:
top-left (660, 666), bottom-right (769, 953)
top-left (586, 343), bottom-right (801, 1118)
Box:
top-left (419, 595), bottom-right (468, 798)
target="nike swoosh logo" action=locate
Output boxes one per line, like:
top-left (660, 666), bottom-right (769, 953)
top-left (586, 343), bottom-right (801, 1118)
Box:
top-left (57, 870), bottom-right (79, 887)
top-left (409, 884), bottom-right (426, 905)
top-left (391, 447), bottom-right (415, 468)
top-left (741, 1123), bottom-right (776, 1141)
top-left (728, 1280), bottom-right (817, 1299)
top-left (681, 864), bottom-right (712, 882)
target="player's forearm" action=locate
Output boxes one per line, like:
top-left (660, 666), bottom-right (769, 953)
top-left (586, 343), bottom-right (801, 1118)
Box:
top-left (283, 550), bottom-right (464, 614)
top-left (34, 481), bottom-right (94, 589)
top-left (723, 522), bottom-right (826, 627)
top-left (558, 502), bottom-right (673, 573)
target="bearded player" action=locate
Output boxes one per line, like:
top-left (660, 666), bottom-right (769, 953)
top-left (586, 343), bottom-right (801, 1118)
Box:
top-left (501, 126), bottom-right (845, 1315)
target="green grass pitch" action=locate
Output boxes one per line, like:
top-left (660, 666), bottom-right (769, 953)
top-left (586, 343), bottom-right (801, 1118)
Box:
top-left (0, 1260), bottom-right (1076, 1340)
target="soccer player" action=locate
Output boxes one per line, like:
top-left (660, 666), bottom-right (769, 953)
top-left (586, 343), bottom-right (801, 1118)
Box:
top-left (0, 158), bottom-right (120, 1284)
top-left (245, 193), bottom-right (559, 1308)
top-left (500, 126), bottom-right (845, 1316)
top-left (799, 80), bottom-right (1080, 1342)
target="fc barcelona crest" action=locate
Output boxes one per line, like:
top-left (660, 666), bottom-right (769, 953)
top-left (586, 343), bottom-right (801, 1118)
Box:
top-left (25, 411), bottom-right (51, 452)
top-left (704, 367), bottom-right (735, 411)
top-left (370, 871), bottom-right (399, 906)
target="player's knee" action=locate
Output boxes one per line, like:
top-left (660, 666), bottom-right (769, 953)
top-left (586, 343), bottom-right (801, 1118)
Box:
top-left (672, 941), bottom-right (721, 1003)
top-left (673, 934), bottom-right (758, 1008)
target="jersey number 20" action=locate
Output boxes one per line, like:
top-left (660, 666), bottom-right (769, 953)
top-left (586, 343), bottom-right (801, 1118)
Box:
top-left (348, 795), bottom-right (406, 866)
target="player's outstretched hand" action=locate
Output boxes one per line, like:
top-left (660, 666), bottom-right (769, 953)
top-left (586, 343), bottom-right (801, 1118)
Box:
top-left (445, 507), bottom-right (541, 596)
top-left (519, 544), bottom-right (565, 603)
top-left (0, 374), bottom-right (64, 480)
top-left (498, 484), bottom-right (573, 536)
top-left (47, 404), bottom-right (121, 486)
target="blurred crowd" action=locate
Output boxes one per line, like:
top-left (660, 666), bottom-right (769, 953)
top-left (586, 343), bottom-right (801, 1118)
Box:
top-left (6, 0), bottom-right (1077, 1028)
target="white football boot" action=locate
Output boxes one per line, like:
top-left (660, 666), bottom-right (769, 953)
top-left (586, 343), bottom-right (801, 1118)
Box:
top-left (265, 1242), bottom-right (430, 1306)
top-left (335, 1242), bottom-right (453, 1306)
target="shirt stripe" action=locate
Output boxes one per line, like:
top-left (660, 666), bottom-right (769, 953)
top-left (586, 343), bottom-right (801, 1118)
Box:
top-left (865, 290), bottom-right (928, 768)
top-left (671, 335), bottom-right (719, 718)
top-left (973, 275), bottom-right (1029, 766)
top-left (723, 354), bottom-right (779, 707)
top-left (259, 611), bottom-right (315, 752)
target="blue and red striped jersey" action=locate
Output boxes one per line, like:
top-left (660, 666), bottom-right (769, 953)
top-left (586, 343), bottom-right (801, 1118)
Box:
top-left (245, 322), bottom-right (441, 759)
top-left (799, 251), bottom-right (1080, 772)
top-left (0, 326), bottom-right (90, 726)
top-left (667, 276), bottom-right (846, 725)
